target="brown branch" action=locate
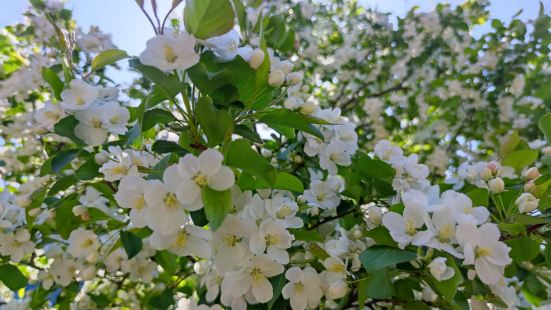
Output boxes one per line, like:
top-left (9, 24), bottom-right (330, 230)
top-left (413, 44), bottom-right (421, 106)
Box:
top-left (341, 83), bottom-right (407, 112)
top-left (308, 208), bottom-right (357, 230)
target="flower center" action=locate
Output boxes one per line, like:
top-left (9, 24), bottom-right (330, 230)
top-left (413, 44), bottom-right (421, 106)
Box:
top-left (110, 165), bottom-right (128, 175)
top-left (192, 173), bottom-right (208, 187)
top-left (316, 192), bottom-right (326, 202)
top-left (437, 224), bottom-right (454, 242)
top-left (76, 96), bottom-right (86, 105)
top-left (294, 282), bottom-right (305, 293)
top-left (476, 247), bottom-right (493, 258)
top-left (44, 110), bottom-right (59, 120)
top-left (163, 193), bottom-right (179, 209)
top-left (135, 195), bottom-right (146, 210)
top-left (265, 234), bottom-right (281, 246)
top-left (329, 263), bottom-right (345, 273)
top-left (223, 234), bottom-right (240, 247)
top-left (405, 219), bottom-right (417, 236)
top-left (251, 267), bottom-right (264, 282)
top-left (175, 231), bottom-right (187, 247)
top-left (81, 238), bottom-right (94, 248)
top-left (164, 45), bottom-right (177, 63)
top-left (276, 205), bottom-right (293, 219)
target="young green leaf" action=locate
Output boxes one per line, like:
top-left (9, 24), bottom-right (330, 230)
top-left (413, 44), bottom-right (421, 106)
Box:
top-left (184, 0), bottom-right (235, 39)
top-left (226, 139), bottom-right (277, 186)
top-left (359, 246), bottom-right (417, 273)
top-left (120, 230), bottom-right (143, 259)
top-left (259, 109), bottom-right (324, 140)
top-left (202, 186), bottom-right (232, 230)
top-left (91, 49), bottom-right (128, 72)
top-left (538, 113), bottom-right (551, 144)
top-left (0, 264), bottom-right (27, 291)
top-left (42, 67), bottom-right (64, 100)
top-left (51, 149), bottom-right (80, 173)
top-left (196, 97), bottom-right (234, 146)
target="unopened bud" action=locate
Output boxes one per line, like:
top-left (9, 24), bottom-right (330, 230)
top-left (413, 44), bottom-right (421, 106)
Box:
top-left (524, 167), bottom-right (540, 180)
top-left (542, 146), bottom-right (551, 156)
top-left (328, 281), bottom-right (348, 299)
top-left (268, 70), bottom-right (285, 87)
top-left (300, 102), bottom-right (317, 115)
top-left (516, 192), bottom-right (539, 213)
top-left (292, 154), bottom-right (303, 164)
top-left (524, 180), bottom-right (536, 193)
top-left (274, 60), bottom-right (294, 75)
top-left (249, 49), bottom-right (265, 70)
top-left (488, 177), bottom-right (505, 193)
top-left (487, 162), bottom-right (498, 174)
top-left (479, 168), bottom-right (492, 181)
top-left (261, 149), bottom-right (272, 158)
top-left (286, 72), bottom-right (303, 86)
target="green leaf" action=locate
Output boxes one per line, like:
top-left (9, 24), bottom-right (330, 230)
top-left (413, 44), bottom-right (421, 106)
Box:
top-left (120, 230), bottom-right (143, 259)
top-left (51, 149), bottom-right (80, 173)
top-left (364, 227), bottom-right (398, 247)
top-left (48, 175), bottom-right (79, 195)
top-left (505, 236), bottom-right (540, 262)
top-left (426, 255), bottom-right (463, 300)
top-left (226, 139), bottom-right (277, 186)
top-left (0, 264), bottom-right (27, 291)
top-left (292, 230), bottom-right (323, 242)
top-left (366, 269), bottom-right (394, 299)
top-left (55, 195), bottom-right (80, 239)
top-left (151, 140), bottom-right (188, 156)
top-left (129, 58), bottom-right (185, 99)
top-left (267, 273), bottom-right (286, 310)
top-left (154, 250), bottom-right (179, 274)
top-left (498, 222), bottom-right (526, 237)
top-left (238, 171), bottom-right (303, 192)
top-left (54, 116), bottom-right (84, 144)
top-left (91, 49), bottom-right (128, 72)
top-left (538, 113), bottom-right (551, 144)
top-left (273, 172), bottom-right (304, 192)
top-left (142, 109), bottom-right (177, 131)
top-left (259, 109), bottom-right (324, 140)
top-left (499, 131), bottom-right (520, 156)
top-left (147, 156), bottom-right (171, 180)
top-left (234, 124), bottom-right (262, 143)
top-left (502, 149), bottom-right (539, 173)
top-left (354, 154), bottom-right (396, 181)
top-left (196, 97), bottom-right (234, 146)
top-left (184, 0), bottom-right (235, 39)
top-left (42, 67), bottom-right (64, 100)
top-left (467, 188), bottom-right (489, 207)
top-left (75, 160), bottom-right (101, 180)
top-left (359, 246), bottom-right (417, 273)
top-left (202, 187), bottom-right (232, 230)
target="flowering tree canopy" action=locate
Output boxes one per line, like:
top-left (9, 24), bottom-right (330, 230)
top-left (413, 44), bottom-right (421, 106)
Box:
top-left (0, 0), bottom-right (551, 309)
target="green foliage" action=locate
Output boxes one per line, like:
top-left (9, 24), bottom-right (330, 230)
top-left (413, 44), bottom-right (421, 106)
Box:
top-left (120, 230), bottom-right (143, 259)
top-left (0, 264), bottom-right (27, 291)
top-left (360, 246), bottom-right (417, 273)
top-left (202, 186), bottom-right (232, 230)
top-left (184, 0), bottom-right (235, 39)
top-left (91, 49), bottom-right (128, 72)
top-left (226, 139), bottom-right (277, 185)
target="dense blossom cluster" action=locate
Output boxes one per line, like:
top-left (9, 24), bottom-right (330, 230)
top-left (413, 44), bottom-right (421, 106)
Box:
top-left (0, 0), bottom-right (550, 309)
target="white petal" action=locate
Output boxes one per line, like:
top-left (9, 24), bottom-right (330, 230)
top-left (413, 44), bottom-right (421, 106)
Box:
top-left (252, 276), bottom-right (273, 303)
top-left (208, 166), bottom-right (235, 191)
top-left (199, 149), bottom-right (223, 176)
top-left (475, 258), bottom-right (501, 285)
top-left (249, 233), bottom-right (266, 254)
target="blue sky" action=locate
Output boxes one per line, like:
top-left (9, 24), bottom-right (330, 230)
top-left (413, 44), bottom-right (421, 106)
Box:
top-left (1, 0), bottom-right (549, 84)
